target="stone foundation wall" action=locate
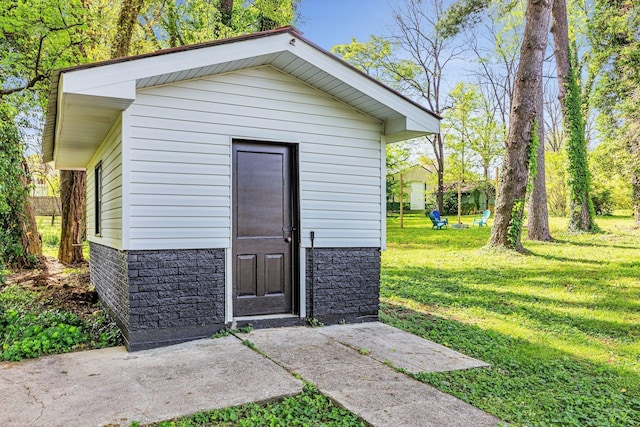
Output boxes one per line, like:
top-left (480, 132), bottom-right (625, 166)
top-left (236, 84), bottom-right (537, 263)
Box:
top-left (89, 242), bottom-right (131, 340)
top-left (305, 247), bottom-right (380, 324)
top-left (90, 243), bottom-right (380, 350)
top-left (89, 243), bottom-right (226, 351)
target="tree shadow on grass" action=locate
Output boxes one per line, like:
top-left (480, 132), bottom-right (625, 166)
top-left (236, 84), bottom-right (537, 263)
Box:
top-left (528, 251), bottom-right (608, 265)
top-left (380, 303), bottom-right (640, 427)
top-left (382, 264), bottom-right (640, 344)
top-left (551, 238), bottom-right (640, 251)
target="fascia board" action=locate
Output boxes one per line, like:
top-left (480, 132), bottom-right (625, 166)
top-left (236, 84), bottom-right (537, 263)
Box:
top-left (65, 79), bottom-right (137, 102)
top-left (289, 40), bottom-right (440, 134)
top-left (52, 74), bottom-right (66, 166)
top-left (61, 33), bottom-right (292, 94)
top-left (385, 116), bottom-right (440, 141)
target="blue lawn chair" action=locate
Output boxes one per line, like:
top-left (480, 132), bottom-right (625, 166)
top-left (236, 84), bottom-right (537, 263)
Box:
top-left (473, 209), bottom-right (491, 226)
top-left (428, 210), bottom-right (448, 229)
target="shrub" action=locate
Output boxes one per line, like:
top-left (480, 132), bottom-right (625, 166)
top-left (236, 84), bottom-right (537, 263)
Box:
top-left (87, 309), bottom-right (123, 349)
top-left (443, 190), bottom-right (458, 215)
top-left (591, 187), bottom-right (615, 215)
top-left (442, 191), bottom-right (479, 215)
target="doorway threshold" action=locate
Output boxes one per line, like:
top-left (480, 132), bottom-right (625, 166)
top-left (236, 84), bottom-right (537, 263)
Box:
top-left (233, 314), bottom-right (305, 330)
top-left (235, 314), bottom-right (299, 321)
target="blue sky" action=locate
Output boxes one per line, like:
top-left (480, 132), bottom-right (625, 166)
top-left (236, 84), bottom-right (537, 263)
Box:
top-left (297, 0), bottom-right (396, 50)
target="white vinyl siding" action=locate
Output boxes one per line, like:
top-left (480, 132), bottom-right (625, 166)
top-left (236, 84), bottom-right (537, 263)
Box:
top-left (128, 66), bottom-right (383, 250)
top-left (87, 116), bottom-right (123, 249)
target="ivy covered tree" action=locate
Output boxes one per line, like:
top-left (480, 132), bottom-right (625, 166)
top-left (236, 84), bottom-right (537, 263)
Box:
top-left (0, 108), bottom-right (41, 269)
top-left (551, 0), bottom-right (597, 232)
top-left (564, 46), bottom-right (597, 231)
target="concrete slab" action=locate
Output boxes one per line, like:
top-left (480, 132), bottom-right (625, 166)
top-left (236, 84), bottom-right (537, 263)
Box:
top-left (318, 322), bottom-right (489, 373)
top-left (242, 325), bottom-right (501, 427)
top-left (0, 337), bottom-right (302, 427)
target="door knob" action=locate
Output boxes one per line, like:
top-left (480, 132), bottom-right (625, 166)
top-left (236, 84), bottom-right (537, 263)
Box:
top-left (284, 236), bottom-right (292, 243)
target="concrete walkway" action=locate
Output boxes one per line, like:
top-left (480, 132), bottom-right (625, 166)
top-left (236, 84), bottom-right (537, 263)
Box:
top-left (0, 322), bottom-right (501, 426)
top-left (0, 337), bottom-right (302, 426)
top-left (240, 323), bottom-right (499, 427)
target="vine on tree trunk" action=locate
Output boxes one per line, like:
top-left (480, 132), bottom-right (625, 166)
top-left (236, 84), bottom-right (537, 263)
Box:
top-left (565, 44), bottom-right (597, 232)
top-left (0, 112), bottom-right (38, 270)
top-left (507, 120), bottom-right (539, 248)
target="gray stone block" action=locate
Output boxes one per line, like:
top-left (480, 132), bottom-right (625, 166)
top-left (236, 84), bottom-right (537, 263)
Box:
top-left (89, 243), bottom-right (226, 351)
top-left (305, 247), bottom-right (380, 324)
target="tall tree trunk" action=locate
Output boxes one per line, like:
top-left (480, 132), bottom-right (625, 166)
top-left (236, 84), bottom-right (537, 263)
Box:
top-left (490, 0), bottom-right (551, 252)
top-left (112, 0), bottom-right (146, 58)
top-left (20, 160), bottom-right (42, 258)
top-left (551, 0), bottom-right (570, 108)
top-left (528, 79), bottom-right (552, 241)
top-left (552, 0), bottom-right (596, 232)
top-left (58, 170), bottom-right (85, 265)
top-left (0, 111), bottom-right (40, 267)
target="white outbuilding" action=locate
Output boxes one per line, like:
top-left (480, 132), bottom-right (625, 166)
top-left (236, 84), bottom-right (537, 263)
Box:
top-left (43, 27), bottom-right (440, 350)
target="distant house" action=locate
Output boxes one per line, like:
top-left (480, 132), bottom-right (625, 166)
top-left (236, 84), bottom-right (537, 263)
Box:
top-left (42, 27), bottom-right (440, 351)
top-left (389, 164), bottom-right (434, 211)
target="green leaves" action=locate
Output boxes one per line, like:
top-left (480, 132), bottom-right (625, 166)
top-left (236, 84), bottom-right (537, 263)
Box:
top-left (0, 285), bottom-right (121, 361)
top-left (437, 0), bottom-right (492, 38)
top-left (443, 82), bottom-right (482, 182)
top-left (565, 44), bottom-right (598, 233)
top-left (0, 0), bottom-right (88, 109)
top-left (0, 307), bottom-right (88, 361)
top-left (332, 36), bottom-right (394, 80)
top-left (589, 0), bottom-right (640, 223)
top-left (0, 109), bottom-right (30, 268)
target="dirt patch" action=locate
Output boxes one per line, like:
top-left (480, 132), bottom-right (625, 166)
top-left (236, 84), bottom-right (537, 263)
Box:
top-left (4, 257), bottom-right (99, 320)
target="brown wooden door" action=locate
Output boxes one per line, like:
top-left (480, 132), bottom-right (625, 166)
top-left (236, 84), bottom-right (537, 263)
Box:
top-left (232, 141), bottom-right (294, 316)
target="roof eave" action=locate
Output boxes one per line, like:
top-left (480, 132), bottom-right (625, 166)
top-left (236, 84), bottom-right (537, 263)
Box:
top-left (42, 26), bottom-right (441, 166)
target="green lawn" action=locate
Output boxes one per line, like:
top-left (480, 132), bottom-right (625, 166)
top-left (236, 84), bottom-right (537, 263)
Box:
top-left (37, 215), bottom-right (62, 258)
top-left (28, 214), bottom-right (640, 425)
top-left (382, 212), bottom-right (640, 426)
top-left (36, 216), bottom-right (89, 259)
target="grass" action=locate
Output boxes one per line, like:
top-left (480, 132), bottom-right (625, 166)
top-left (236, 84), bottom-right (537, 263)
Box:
top-left (139, 382), bottom-right (366, 427)
top-left (37, 215), bottom-right (62, 258)
top-left (36, 216), bottom-right (89, 259)
top-left (382, 212), bottom-right (640, 426)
